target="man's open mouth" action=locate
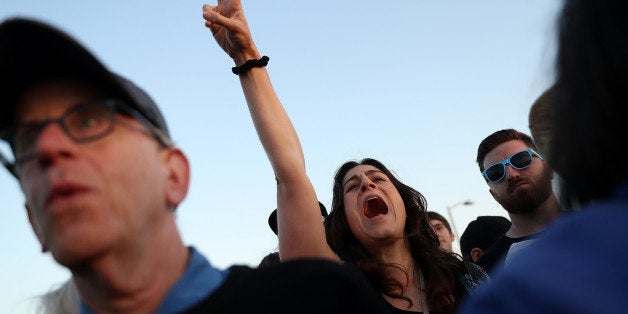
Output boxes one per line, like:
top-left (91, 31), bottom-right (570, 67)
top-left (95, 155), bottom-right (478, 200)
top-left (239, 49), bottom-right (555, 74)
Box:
top-left (363, 196), bottom-right (389, 218)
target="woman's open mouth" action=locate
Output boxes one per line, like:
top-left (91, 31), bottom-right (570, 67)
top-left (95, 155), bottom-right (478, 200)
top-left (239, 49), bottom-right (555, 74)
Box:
top-left (363, 196), bottom-right (389, 218)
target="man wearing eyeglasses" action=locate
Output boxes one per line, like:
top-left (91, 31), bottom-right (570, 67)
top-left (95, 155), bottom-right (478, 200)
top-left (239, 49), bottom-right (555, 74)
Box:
top-left (474, 128), bottom-right (560, 274)
top-left (0, 18), bottom-right (388, 314)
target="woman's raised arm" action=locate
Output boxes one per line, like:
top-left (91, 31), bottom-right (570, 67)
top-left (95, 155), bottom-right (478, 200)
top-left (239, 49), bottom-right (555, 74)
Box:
top-left (202, 0), bottom-right (338, 262)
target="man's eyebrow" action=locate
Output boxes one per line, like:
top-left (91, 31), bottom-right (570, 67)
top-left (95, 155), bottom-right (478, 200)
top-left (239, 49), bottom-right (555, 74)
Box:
top-left (342, 169), bottom-right (385, 188)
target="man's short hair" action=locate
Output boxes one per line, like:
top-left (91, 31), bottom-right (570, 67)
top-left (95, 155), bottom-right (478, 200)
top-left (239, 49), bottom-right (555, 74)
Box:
top-left (427, 211), bottom-right (452, 233)
top-left (476, 129), bottom-right (537, 172)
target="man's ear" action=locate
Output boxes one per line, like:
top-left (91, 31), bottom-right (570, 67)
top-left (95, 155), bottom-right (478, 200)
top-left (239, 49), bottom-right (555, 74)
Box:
top-left (26, 203), bottom-right (48, 252)
top-left (470, 248), bottom-right (483, 263)
top-left (163, 148), bottom-right (190, 210)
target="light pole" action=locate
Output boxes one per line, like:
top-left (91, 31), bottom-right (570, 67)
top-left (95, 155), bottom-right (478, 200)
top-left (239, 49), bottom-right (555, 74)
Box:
top-left (446, 199), bottom-right (474, 242)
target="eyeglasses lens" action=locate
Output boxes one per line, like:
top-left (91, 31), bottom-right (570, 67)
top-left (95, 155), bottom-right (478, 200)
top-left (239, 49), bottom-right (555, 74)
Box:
top-left (63, 104), bottom-right (113, 140)
top-left (486, 164), bottom-right (505, 182)
top-left (510, 151), bottom-right (533, 169)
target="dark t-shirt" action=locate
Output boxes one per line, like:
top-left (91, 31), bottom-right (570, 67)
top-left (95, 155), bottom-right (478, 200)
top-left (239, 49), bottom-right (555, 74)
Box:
top-left (183, 258), bottom-right (389, 314)
top-left (477, 233), bottom-right (538, 274)
top-left (380, 261), bottom-right (488, 314)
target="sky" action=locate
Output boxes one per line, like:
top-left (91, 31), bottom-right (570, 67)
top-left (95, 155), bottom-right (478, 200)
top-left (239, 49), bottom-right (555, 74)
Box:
top-left (0, 1), bottom-right (562, 312)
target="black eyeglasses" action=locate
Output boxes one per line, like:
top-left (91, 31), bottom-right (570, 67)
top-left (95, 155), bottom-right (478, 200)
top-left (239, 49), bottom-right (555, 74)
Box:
top-left (482, 149), bottom-right (543, 183)
top-left (0, 99), bottom-right (170, 178)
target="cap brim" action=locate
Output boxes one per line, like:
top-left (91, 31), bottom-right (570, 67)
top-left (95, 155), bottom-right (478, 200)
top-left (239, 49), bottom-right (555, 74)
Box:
top-left (268, 201), bottom-right (327, 236)
top-left (268, 209), bottom-right (278, 235)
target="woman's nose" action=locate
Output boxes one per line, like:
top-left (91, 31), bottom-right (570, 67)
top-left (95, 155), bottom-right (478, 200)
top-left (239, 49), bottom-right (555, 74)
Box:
top-left (360, 177), bottom-right (376, 192)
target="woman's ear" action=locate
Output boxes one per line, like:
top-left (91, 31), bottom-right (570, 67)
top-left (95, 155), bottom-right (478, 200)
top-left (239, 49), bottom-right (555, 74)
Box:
top-left (162, 148), bottom-right (190, 210)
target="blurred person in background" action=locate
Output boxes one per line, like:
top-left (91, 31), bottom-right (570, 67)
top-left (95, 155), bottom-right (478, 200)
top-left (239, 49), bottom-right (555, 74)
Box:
top-left (461, 0), bottom-right (628, 312)
top-left (460, 216), bottom-right (511, 263)
top-left (427, 211), bottom-right (456, 253)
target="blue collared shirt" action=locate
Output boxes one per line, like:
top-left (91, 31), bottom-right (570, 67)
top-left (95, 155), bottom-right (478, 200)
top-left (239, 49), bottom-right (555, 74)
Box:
top-left (80, 246), bottom-right (228, 314)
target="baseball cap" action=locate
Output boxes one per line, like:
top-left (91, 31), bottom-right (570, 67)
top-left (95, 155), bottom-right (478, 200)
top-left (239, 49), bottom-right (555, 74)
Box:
top-left (460, 216), bottom-right (511, 258)
top-left (268, 202), bottom-right (328, 235)
top-left (0, 18), bottom-right (169, 138)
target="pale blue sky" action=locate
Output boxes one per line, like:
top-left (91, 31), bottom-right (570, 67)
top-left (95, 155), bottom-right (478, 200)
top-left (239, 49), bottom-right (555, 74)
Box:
top-left (0, 1), bottom-right (561, 312)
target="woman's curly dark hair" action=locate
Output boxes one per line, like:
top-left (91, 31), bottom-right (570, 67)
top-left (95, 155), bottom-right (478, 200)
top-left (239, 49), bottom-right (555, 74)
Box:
top-left (324, 158), bottom-right (466, 313)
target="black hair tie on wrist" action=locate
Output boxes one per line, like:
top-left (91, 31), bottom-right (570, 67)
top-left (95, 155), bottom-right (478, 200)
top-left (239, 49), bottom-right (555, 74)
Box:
top-left (232, 56), bottom-right (270, 75)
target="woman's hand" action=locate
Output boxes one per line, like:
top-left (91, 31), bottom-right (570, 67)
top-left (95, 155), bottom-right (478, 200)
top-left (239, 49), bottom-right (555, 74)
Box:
top-left (202, 0), bottom-right (260, 65)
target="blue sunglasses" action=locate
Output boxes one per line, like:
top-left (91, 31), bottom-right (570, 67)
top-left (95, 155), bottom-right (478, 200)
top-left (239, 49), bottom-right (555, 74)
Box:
top-left (482, 149), bottom-right (543, 183)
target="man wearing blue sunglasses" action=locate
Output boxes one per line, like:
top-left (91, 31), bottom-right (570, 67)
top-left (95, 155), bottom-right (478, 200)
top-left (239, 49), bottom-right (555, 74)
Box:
top-left (474, 128), bottom-right (560, 273)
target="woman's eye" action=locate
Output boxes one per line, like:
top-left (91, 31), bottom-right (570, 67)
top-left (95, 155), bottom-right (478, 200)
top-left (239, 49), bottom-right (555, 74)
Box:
top-left (346, 184), bottom-right (358, 192)
top-left (373, 177), bottom-right (385, 182)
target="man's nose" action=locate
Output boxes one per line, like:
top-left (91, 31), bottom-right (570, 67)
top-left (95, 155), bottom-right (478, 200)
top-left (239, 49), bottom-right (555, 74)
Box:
top-left (32, 123), bottom-right (76, 168)
top-left (504, 164), bottom-right (521, 181)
